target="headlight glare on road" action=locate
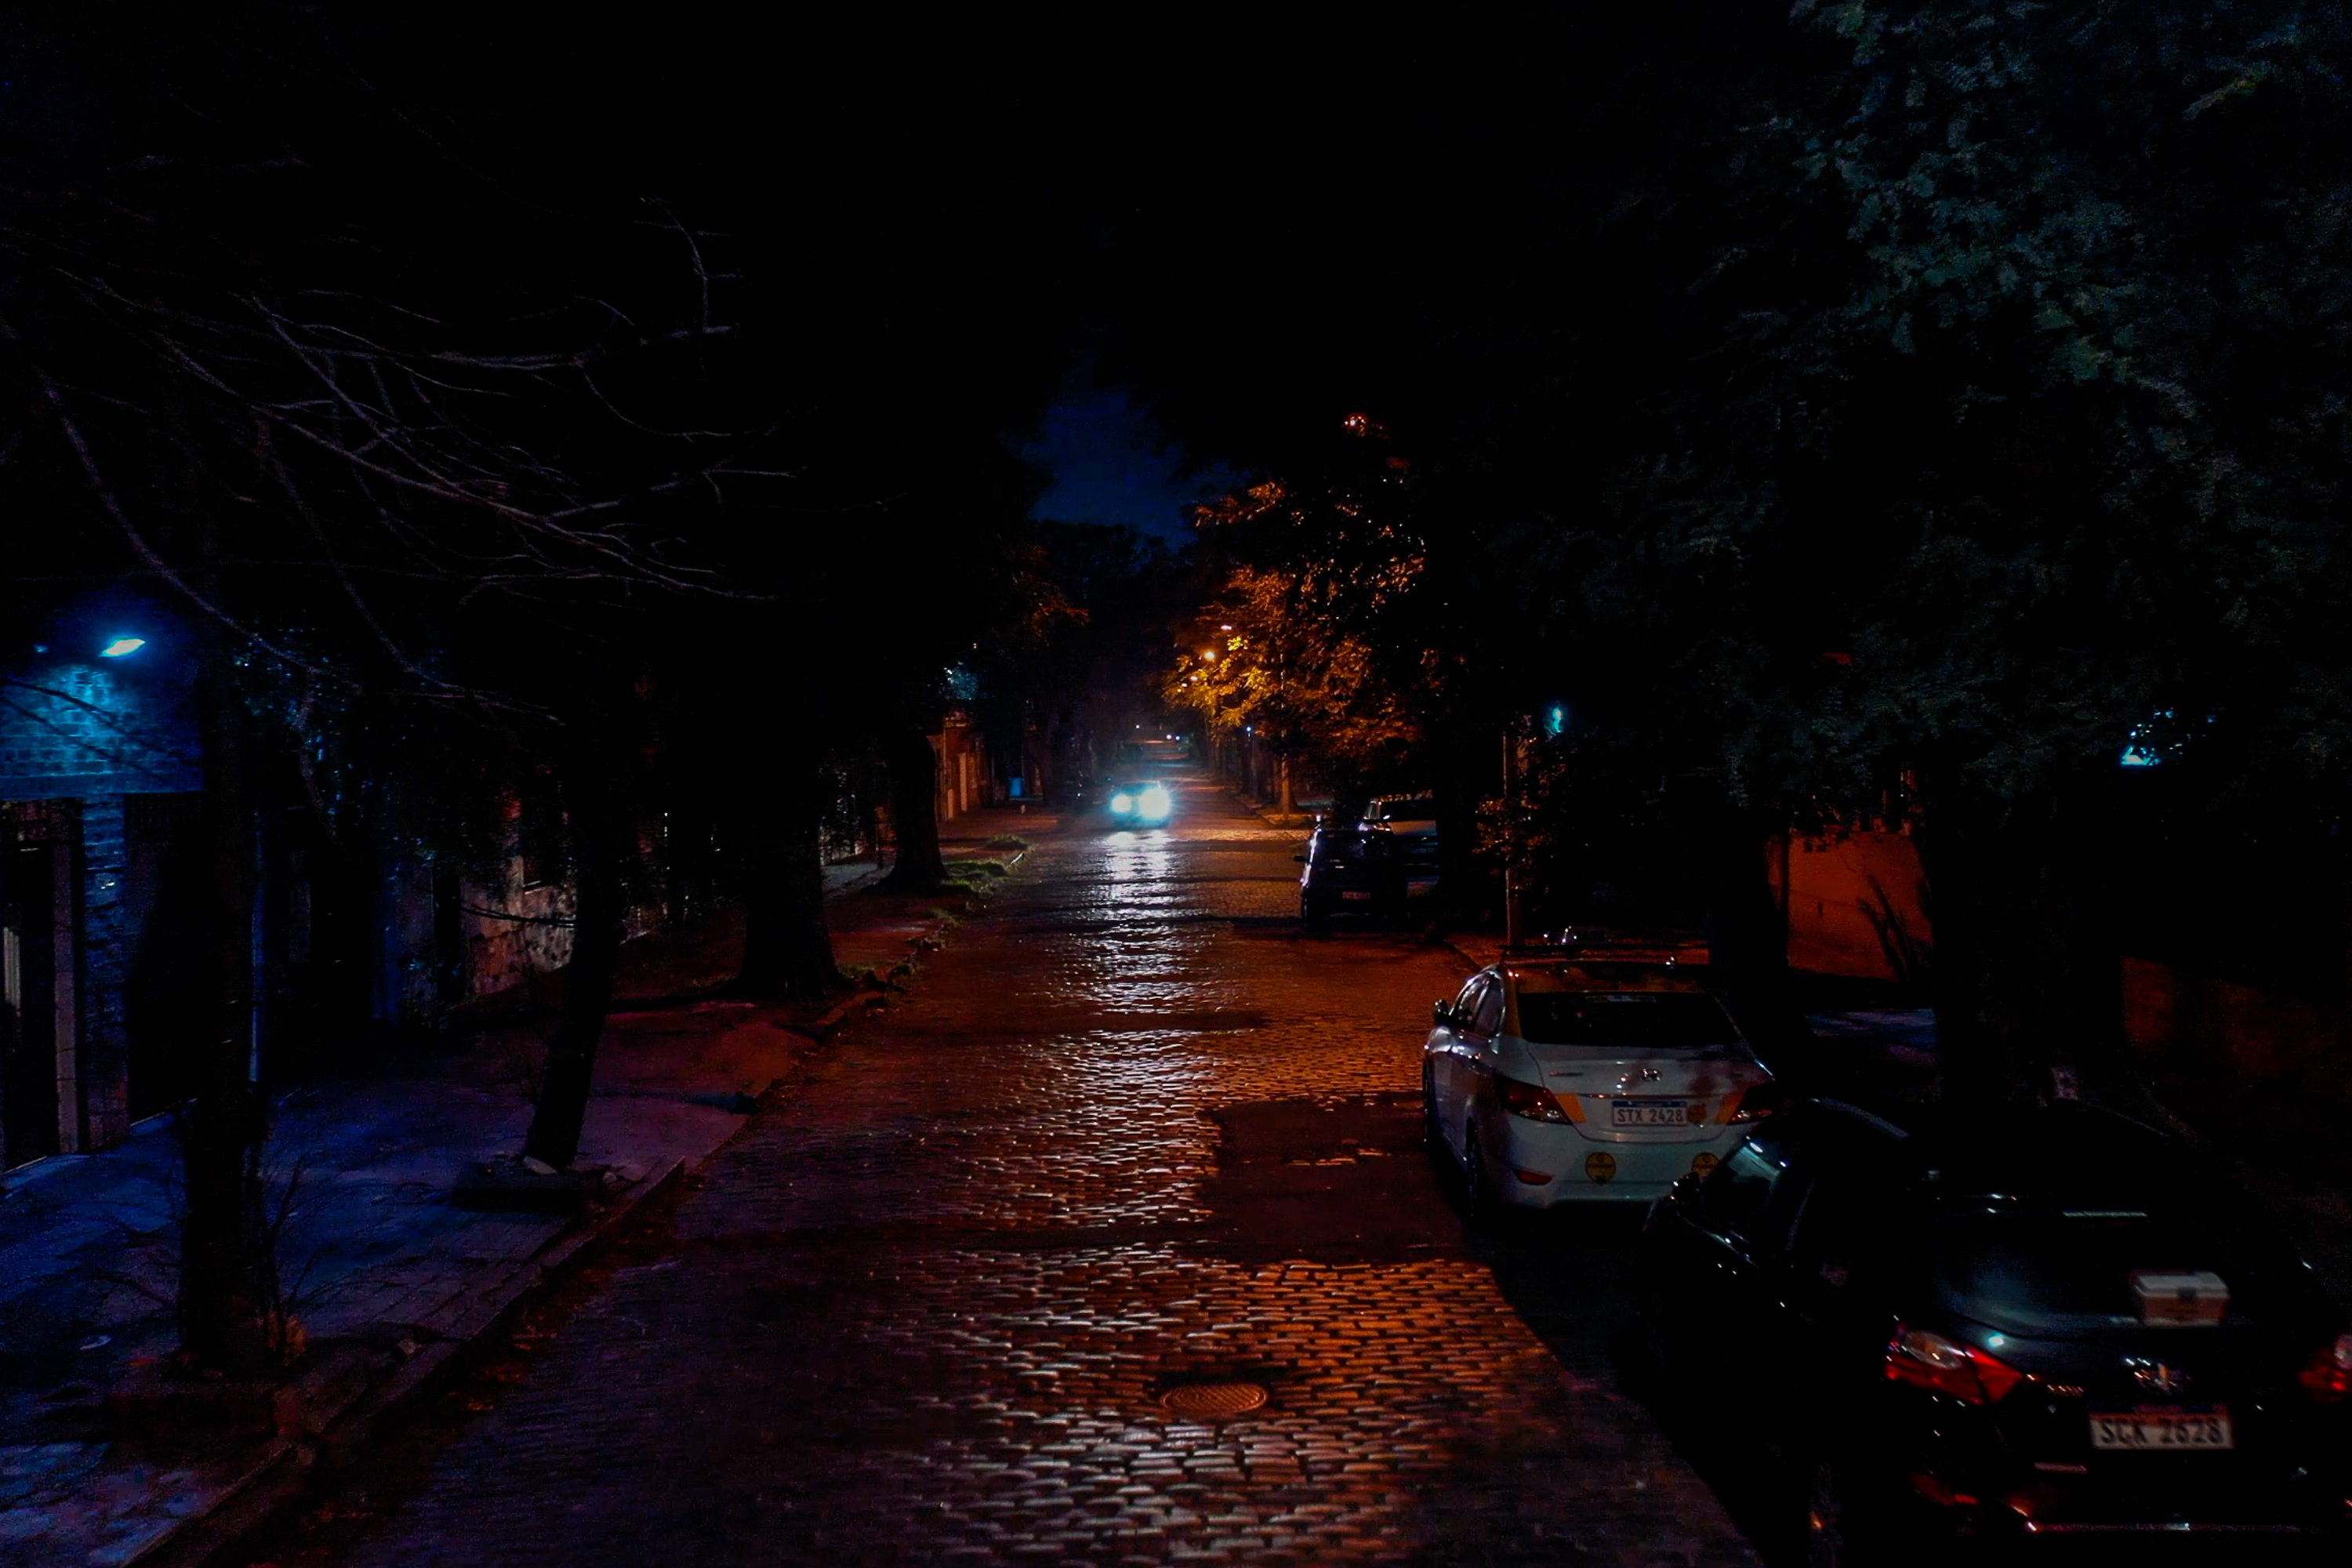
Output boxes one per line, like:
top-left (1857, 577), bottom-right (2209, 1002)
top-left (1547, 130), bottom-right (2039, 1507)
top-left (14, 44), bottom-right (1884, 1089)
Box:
top-left (1110, 793), bottom-right (1134, 815)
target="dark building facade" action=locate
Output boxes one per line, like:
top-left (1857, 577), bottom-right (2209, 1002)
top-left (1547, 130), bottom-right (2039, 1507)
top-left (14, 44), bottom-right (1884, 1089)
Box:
top-left (0, 634), bottom-right (202, 1166)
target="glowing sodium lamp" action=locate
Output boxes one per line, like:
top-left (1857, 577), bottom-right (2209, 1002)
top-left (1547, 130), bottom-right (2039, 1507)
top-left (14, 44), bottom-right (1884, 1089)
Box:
top-left (99, 637), bottom-right (147, 659)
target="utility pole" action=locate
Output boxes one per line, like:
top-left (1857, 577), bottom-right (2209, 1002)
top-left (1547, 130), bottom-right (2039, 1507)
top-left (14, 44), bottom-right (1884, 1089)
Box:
top-left (1502, 724), bottom-right (1523, 946)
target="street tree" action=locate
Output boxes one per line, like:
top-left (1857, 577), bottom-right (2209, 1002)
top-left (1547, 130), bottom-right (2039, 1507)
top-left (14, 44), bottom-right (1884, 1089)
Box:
top-left (0, 6), bottom-right (769, 1366)
top-left (1619, 0), bottom-right (2352, 1104)
top-left (1164, 438), bottom-right (1431, 811)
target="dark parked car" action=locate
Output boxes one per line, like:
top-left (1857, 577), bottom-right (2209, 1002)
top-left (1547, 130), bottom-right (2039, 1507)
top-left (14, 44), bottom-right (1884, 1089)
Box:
top-left (1637, 1098), bottom-right (2352, 1562)
top-left (1296, 823), bottom-right (1401, 927)
top-left (1356, 793), bottom-right (1439, 899)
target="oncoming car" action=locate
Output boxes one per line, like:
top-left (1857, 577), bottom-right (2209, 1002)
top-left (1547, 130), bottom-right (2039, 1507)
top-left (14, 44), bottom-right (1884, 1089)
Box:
top-left (1105, 779), bottom-right (1174, 828)
top-left (1421, 939), bottom-right (1776, 1209)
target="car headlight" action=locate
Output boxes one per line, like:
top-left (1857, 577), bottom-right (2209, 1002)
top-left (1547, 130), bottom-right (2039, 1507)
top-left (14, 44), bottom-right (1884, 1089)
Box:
top-left (1137, 785), bottom-right (1173, 818)
top-left (1109, 793), bottom-right (1134, 815)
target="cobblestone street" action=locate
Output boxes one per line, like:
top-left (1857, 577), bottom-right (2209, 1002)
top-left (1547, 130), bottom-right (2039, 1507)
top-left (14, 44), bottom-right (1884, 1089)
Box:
top-left (251, 775), bottom-right (1759, 1567)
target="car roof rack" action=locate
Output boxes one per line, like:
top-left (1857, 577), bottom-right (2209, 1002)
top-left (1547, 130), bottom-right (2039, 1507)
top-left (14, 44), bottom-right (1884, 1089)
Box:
top-left (1498, 927), bottom-right (1711, 965)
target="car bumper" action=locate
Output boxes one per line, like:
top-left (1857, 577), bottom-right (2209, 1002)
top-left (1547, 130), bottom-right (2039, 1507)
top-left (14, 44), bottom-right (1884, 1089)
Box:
top-left (1866, 1418), bottom-right (2352, 1544)
top-left (1488, 1118), bottom-right (1739, 1207)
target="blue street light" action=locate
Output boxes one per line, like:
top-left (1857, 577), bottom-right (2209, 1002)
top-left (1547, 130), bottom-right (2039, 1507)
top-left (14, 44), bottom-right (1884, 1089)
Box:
top-left (98, 637), bottom-right (147, 659)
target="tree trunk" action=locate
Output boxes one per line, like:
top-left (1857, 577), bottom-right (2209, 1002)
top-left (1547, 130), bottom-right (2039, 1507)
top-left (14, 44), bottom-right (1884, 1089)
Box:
top-left (735, 755), bottom-right (844, 1003)
top-left (1701, 811), bottom-right (1813, 1076)
top-left (1432, 711), bottom-right (1490, 927)
top-left (1277, 756), bottom-right (1295, 814)
top-left (178, 623), bottom-right (272, 1371)
top-left (521, 731), bottom-right (626, 1171)
top-left (1915, 771), bottom-right (2134, 1112)
top-left (878, 728), bottom-right (947, 891)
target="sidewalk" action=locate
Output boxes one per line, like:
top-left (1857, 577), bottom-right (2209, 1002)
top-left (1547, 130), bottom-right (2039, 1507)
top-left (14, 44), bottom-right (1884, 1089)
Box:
top-left (0, 823), bottom-right (1039, 1568)
top-left (1229, 783), bottom-right (1320, 829)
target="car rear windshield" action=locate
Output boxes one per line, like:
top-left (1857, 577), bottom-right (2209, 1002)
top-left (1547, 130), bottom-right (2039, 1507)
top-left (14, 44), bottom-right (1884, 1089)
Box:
top-left (1934, 1207), bottom-right (2281, 1330)
top-left (1379, 798), bottom-right (1436, 820)
top-left (1514, 992), bottom-right (1739, 1048)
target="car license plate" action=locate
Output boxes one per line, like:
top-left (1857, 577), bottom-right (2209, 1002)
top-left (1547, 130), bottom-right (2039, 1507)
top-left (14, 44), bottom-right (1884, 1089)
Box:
top-left (1612, 1099), bottom-right (1691, 1127)
top-left (2089, 1407), bottom-right (2234, 1451)
top-left (1339, 890), bottom-right (1373, 901)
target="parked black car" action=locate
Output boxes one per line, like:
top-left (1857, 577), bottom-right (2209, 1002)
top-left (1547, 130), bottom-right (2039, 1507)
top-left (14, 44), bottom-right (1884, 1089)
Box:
top-left (1636, 1098), bottom-right (2352, 1562)
top-left (1296, 822), bottom-right (1401, 928)
top-left (1356, 793), bottom-right (1439, 903)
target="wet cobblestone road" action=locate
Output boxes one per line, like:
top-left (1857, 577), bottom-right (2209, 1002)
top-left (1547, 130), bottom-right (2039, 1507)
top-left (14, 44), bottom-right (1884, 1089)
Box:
top-left (278, 775), bottom-right (1759, 1566)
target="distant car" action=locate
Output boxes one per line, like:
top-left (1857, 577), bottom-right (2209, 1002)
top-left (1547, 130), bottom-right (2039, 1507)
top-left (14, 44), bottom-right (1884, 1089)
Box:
top-left (1357, 793), bottom-right (1439, 898)
top-left (1297, 823), bottom-right (1402, 927)
top-left (1421, 942), bottom-right (1774, 1210)
top-left (1102, 778), bottom-right (1174, 828)
top-left (1637, 1098), bottom-right (2352, 1560)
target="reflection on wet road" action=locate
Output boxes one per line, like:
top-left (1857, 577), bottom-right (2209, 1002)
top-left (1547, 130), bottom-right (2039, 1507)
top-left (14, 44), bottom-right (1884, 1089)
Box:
top-left (320, 772), bottom-right (1759, 1566)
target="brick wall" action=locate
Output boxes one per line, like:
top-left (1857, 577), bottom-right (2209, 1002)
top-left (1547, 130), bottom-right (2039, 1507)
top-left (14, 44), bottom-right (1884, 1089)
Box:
top-left (2, 659), bottom-right (201, 1152)
top-left (1769, 829), bottom-right (1935, 982)
top-left (78, 795), bottom-right (131, 1145)
top-left (0, 664), bottom-right (201, 801)
top-left (2122, 955), bottom-right (2352, 1096)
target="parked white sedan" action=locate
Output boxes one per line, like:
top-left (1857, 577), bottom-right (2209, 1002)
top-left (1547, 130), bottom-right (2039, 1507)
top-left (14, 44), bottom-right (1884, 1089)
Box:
top-left (1421, 949), bottom-right (1776, 1209)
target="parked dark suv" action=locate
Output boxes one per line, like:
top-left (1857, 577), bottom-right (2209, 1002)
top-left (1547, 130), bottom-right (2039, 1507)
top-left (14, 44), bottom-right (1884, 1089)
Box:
top-left (1296, 822), bottom-right (1401, 928)
top-left (1636, 1098), bottom-right (2352, 1562)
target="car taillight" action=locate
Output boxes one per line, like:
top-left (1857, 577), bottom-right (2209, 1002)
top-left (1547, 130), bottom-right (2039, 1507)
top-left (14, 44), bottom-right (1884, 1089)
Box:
top-left (1885, 1323), bottom-right (2027, 1405)
top-left (2298, 1333), bottom-right (2352, 1403)
top-left (1496, 1076), bottom-right (1573, 1123)
top-left (1720, 1082), bottom-right (1782, 1123)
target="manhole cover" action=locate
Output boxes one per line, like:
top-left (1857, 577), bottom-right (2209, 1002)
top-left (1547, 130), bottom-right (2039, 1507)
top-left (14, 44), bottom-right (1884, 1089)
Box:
top-left (1159, 1381), bottom-right (1269, 1419)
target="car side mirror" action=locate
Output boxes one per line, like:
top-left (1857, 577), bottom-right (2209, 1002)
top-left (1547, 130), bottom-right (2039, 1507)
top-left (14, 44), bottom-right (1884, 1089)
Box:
top-left (1294, 854), bottom-right (1308, 862)
top-left (1432, 1001), bottom-right (1456, 1029)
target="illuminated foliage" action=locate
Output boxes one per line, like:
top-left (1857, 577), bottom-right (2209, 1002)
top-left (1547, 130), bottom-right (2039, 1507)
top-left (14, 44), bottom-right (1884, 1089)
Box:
top-left (1163, 463), bottom-right (1428, 786)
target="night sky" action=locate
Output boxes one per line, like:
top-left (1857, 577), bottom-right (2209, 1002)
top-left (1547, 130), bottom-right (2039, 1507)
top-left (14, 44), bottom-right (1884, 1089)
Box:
top-left (1024, 383), bottom-right (1240, 544)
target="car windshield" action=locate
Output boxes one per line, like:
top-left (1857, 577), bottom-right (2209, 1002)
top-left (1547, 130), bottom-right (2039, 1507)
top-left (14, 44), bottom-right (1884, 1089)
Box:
top-left (1377, 798), bottom-right (1436, 820)
top-left (1513, 991), bottom-right (1739, 1048)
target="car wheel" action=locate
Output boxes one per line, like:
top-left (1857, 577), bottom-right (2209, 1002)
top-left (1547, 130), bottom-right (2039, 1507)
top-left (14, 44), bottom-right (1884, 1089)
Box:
top-left (1805, 1455), bottom-right (1886, 1568)
top-left (1300, 891), bottom-right (1329, 931)
top-left (1461, 1124), bottom-right (1494, 1217)
top-left (1635, 1277), bottom-right (1679, 1399)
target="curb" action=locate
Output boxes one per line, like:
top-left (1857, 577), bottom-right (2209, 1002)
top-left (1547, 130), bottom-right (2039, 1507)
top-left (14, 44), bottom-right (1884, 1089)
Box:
top-left (131, 1156), bottom-right (691, 1568)
top-left (1438, 933), bottom-right (1493, 975)
top-left (1221, 784), bottom-right (1314, 831)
